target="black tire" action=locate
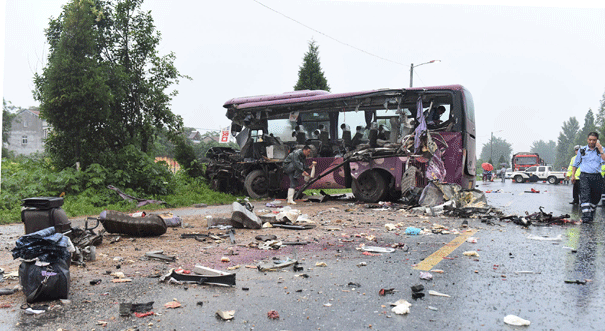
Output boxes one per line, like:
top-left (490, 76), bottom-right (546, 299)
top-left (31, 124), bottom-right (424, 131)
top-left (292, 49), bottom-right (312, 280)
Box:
top-left (244, 170), bottom-right (269, 199)
top-left (514, 175), bottom-right (525, 183)
top-left (547, 176), bottom-right (558, 184)
top-left (352, 171), bottom-right (387, 202)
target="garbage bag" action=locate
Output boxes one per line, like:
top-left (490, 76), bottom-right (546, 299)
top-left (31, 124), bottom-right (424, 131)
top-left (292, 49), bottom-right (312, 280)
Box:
top-left (12, 227), bottom-right (71, 263)
top-left (19, 259), bottom-right (70, 303)
top-left (99, 210), bottom-right (167, 237)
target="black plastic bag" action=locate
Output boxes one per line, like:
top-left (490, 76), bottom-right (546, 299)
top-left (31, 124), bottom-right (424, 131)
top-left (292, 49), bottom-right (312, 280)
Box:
top-left (19, 259), bottom-right (70, 303)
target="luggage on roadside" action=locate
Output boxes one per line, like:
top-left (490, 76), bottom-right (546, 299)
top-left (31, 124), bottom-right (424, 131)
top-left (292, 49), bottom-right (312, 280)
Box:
top-left (19, 259), bottom-right (70, 303)
top-left (21, 197), bottom-right (71, 234)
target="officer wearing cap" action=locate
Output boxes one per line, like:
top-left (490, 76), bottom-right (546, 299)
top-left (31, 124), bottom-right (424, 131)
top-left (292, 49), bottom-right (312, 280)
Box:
top-left (567, 145), bottom-right (581, 204)
top-left (572, 132), bottom-right (605, 223)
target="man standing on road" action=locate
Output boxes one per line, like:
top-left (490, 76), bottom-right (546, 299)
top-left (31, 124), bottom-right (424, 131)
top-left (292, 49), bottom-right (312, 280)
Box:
top-left (567, 145), bottom-right (581, 204)
top-left (283, 145), bottom-right (312, 204)
top-left (572, 132), bottom-right (605, 223)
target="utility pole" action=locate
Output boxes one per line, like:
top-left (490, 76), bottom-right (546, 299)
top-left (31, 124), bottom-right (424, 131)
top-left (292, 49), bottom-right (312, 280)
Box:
top-left (409, 60), bottom-right (441, 87)
top-left (490, 131), bottom-right (493, 163)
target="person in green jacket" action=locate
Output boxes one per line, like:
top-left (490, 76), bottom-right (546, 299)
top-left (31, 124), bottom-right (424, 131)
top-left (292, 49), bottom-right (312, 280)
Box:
top-left (567, 145), bottom-right (581, 204)
top-left (283, 145), bottom-right (312, 204)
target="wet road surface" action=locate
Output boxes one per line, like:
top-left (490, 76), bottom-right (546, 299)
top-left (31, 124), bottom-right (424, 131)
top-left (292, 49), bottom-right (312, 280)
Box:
top-left (1, 180), bottom-right (604, 330)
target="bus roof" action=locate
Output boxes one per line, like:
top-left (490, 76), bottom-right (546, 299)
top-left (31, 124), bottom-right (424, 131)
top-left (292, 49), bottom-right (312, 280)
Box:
top-left (223, 84), bottom-right (464, 112)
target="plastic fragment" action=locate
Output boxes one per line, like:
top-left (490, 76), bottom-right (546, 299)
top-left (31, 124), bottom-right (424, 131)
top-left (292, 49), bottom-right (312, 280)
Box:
top-left (385, 224), bottom-right (397, 231)
top-left (419, 272), bottom-right (433, 280)
top-left (466, 237), bottom-right (477, 243)
top-left (134, 312), bottom-right (154, 318)
top-left (503, 314), bottom-right (531, 326)
top-left (463, 251), bottom-right (479, 257)
top-left (428, 290), bottom-right (451, 297)
top-left (405, 227), bottom-right (422, 235)
top-left (164, 301), bottom-right (181, 309)
top-left (527, 234), bottom-right (562, 241)
top-left (360, 245), bottom-right (395, 253)
top-left (428, 306), bottom-right (438, 311)
top-left (390, 300), bottom-right (412, 315)
top-left (216, 310), bottom-right (235, 320)
top-left (315, 262), bottom-right (328, 267)
top-left (267, 310), bottom-right (280, 319)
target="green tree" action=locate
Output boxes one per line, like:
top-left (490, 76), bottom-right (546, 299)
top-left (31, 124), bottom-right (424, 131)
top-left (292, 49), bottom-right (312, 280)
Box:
top-left (34, 0), bottom-right (112, 169)
top-left (594, 90), bottom-right (605, 139)
top-left (2, 99), bottom-right (18, 158)
top-left (479, 135), bottom-right (512, 166)
top-left (554, 117), bottom-right (580, 169)
top-left (530, 139), bottom-right (556, 166)
top-left (104, 0), bottom-right (188, 153)
top-left (293, 40), bottom-right (330, 91)
top-left (574, 109), bottom-right (597, 147)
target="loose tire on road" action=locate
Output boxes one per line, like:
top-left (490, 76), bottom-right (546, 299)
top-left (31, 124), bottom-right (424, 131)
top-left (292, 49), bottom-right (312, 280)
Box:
top-left (514, 175), bottom-right (525, 183)
top-left (352, 171), bottom-right (387, 202)
top-left (244, 170), bottom-right (269, 199)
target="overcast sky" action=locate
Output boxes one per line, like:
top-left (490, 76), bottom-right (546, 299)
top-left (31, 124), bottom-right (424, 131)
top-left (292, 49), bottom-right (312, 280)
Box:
top-left (2, 0), bottom-right (605, 154)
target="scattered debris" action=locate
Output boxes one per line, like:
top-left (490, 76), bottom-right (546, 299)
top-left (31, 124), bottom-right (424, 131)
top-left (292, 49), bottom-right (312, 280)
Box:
top-left (159, 266), bottom-right (236, 286)
top-left (428, 306), bottom-right (438, 311)
top-left (428, 290), bottom-right (451, 297)
top-left (419, 272), bottom-right (433, 280)
top-left (503, 314), bottom-right (531, 326)
top-left (257, 259), bottom-right (298, 272)
top-left (527, 234), bottom-right (562, 241)
top-left (267, 310), bottom-right (280, 319)
top-left (360, 245), bottom-right (395, 253)
top-left (405, 227), bottom-right (422, 235)
top-left (99, 210), bottom-right (167, 236)
top-left (463, 251), bottom-right (480, 257)
top-left (164, 301), bottom-right (181, 309)
top-left (315, 262), bottom-right (328, 267)
top-left (145, 250), bottom-right (176, 262)
top-left (216, 310), bottom-right (235, 320)
top-left (231, 202), bottom-right (262, 229)
top-left (564, 279), bottom-right (587, 285)
top-left (379, 288), bottom-right (396, 296)
top-left (390, 299), bottom-right (412, 315)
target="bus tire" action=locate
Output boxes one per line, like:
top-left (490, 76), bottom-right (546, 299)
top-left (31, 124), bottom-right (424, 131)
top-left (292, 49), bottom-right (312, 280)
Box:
top-left (244, 170), bottom-right (269, 199)
top-left (352, 171), bottom-right (387, 203)
top-left (547, 176), bottom-right (558, 184)
top-left (514, 175), bottom-right (525, 183)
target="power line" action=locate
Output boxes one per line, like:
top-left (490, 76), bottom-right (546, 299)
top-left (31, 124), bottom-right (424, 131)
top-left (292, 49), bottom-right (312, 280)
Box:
top-left (252, 0), bottom-right (405, 66)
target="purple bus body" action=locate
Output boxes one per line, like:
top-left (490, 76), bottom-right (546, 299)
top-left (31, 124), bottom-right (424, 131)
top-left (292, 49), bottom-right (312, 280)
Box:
top-left (282, 131), bottom-right (465, 191)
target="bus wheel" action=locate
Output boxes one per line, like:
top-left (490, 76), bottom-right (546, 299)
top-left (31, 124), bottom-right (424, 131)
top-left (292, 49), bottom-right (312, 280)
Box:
top-left (244, 170), bottom-right (269, 199)
top-left (352, 171), bottom-right (387, 202)
top-left (514, 175), bottom-right (525, 183)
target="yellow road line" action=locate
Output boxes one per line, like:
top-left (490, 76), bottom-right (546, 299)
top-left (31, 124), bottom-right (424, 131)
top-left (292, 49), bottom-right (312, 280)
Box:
top-left (412, 229), bottom-right (478, 271)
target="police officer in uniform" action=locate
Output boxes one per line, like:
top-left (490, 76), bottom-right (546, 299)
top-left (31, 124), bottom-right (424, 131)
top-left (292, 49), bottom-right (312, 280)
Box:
top-left (572, 132), bottom-right (605, 223)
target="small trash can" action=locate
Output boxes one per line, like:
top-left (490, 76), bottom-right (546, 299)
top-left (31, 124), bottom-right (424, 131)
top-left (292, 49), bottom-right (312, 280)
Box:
top-left (21, 197), bottom-right (71, 234)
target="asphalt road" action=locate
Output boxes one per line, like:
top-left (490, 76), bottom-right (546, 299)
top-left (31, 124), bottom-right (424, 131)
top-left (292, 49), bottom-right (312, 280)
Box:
top-left (2, 179), bottom-right (604, 330)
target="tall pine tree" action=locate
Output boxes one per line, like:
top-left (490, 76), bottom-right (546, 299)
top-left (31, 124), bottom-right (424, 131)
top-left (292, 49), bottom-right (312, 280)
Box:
top-left (294, 40), bottom-right (330, 91)
top-left (595, 90), bottom-right (605, 139)
top-left (574, 109), bottom-right (597, 147)
top-left (554, 117), bottom-right (580, 169)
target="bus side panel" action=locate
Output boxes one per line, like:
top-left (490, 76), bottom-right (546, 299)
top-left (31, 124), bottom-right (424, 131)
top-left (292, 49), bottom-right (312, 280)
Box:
top-left (464, 133), bottom-right (476, 176)
top-left (280, 157), bottom-right (347, 190)
top-left (349, 157), bottom-right (405, 186)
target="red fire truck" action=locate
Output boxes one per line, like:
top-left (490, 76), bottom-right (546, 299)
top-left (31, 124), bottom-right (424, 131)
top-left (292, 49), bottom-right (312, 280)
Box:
top-left (511, 152), bottom-right (542, 171)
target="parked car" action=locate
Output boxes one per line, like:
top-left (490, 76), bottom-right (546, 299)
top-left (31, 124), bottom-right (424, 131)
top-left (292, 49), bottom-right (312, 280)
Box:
top-left (511, 166), bottom-right (566, 184)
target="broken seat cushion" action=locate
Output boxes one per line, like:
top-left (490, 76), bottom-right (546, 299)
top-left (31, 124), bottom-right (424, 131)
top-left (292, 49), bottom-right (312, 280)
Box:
top-left (99, 210), bottom-right (167, 237)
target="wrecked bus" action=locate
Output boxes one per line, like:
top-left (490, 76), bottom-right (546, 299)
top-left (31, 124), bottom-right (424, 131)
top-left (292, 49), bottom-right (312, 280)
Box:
top-left (204, 85), bottom-right (476, 202)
